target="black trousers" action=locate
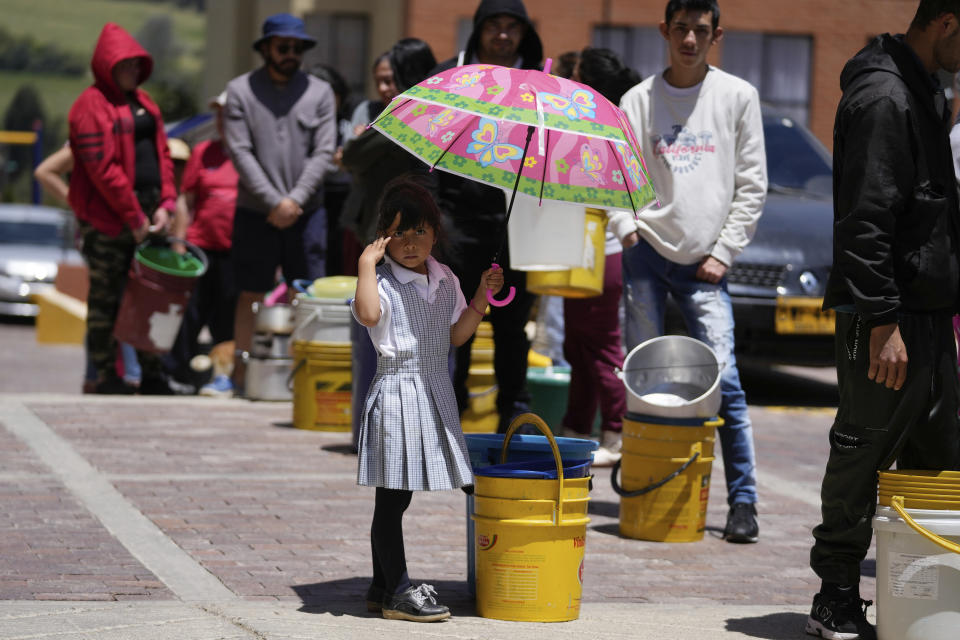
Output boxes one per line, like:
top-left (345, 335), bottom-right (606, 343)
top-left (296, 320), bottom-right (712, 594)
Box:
top-left (370, 487), bottom-right (413, 596)
top-left (810, 311), bottom-right (960, 585)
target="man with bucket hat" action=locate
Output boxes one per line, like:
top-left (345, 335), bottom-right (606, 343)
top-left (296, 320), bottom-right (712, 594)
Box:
top-left (223, 12), bottom-right (336, 395)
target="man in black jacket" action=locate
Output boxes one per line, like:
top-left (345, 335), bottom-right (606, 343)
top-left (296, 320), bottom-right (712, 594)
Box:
top-left (432, 0), bottom-right (543, 433)
top-left (808, 2), bottom-right (960, 638)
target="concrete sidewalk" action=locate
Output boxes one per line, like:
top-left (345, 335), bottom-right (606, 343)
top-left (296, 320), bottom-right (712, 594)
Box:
top-left (0, 393), bottom-right (861, 639)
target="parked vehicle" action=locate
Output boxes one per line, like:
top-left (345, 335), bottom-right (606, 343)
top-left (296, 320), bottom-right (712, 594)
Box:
top-left (667, 106), bottom-right (836, 366)
top-left (0, 204), bottom-right (83, 317)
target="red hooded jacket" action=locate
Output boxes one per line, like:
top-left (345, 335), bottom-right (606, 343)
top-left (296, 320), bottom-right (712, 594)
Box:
top-left (68, 23), bottom-right (176, 236)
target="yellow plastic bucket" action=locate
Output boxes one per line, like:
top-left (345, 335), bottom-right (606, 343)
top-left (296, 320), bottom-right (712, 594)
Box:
top-left (526, 208), bottom-right (607, 298)
top-left (291, 340), bottom-right (352, 432)
top-left (473, 414), bottom-right (590, 622)
top-left (874, 470), bottom-right (960, 640)
top-left (612, 414), bottom-right (722, 542)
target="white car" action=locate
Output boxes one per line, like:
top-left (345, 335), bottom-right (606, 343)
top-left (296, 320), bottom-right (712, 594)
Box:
top-left (0, 204), bottom-right (84, 317)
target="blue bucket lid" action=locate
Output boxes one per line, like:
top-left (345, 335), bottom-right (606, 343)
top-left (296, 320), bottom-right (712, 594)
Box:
top-left (473, 458), bottom-right (592, 479)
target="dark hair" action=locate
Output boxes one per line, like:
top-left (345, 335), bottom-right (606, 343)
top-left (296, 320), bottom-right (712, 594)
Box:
top-left (576, 47), bottom-right (642, 104)
top-left (371, 52), bottom-right (390, 73)
top-left (375, 175), bottom-right (445, 244)
top-left (389, 38), bottom-right (437, 93)
top-left (309, 64), bottom-right (351, 119)
top-left (554, 51), bottom-right (580, 79)
top-left (665, 0), bottom-right (720, 31)
top-left (912, 0), bottom-right (960, 29)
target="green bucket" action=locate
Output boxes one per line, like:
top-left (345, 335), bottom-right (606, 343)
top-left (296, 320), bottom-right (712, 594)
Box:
top-left (135, 244), bottom-right (206, 278)
top-left (526, 366), bottom-right (571, 435)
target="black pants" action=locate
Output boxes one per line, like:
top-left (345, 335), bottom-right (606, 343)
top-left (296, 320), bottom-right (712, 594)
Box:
top-left (164, 249), bottom-right (237, 380)
top-left (370, 487), bottom-right (413, 596)
top-left (810, 311), bottom-right (960, 585)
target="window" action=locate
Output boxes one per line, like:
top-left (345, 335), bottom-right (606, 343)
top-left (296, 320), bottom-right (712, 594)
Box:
top-left (591, 26), bottom-right (665, 83)
top-left (722, 32), bottom-right (812, 125)
top-left (302, 13), bottom-right (370, 99)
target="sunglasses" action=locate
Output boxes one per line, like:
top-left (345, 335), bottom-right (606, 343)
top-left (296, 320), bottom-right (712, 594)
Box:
top-left (275, 43), bottom-right (306, 56)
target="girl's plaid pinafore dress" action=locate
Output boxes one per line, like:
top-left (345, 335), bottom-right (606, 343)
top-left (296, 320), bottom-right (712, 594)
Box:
top-left (356, 262), bottom-right (473, 491)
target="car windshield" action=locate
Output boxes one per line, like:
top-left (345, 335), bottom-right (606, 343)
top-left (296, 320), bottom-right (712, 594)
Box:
top-left (0, 220), bottom-right (68, 247)
top-left (763, 114), bottom-right (833, 197)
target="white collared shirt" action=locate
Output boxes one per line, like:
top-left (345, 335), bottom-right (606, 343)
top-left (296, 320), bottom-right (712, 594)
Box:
top-left (350, 255), bottom-right (467, 357)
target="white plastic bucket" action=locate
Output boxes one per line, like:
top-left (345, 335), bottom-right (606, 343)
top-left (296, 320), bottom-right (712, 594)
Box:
top-left (292, 295), bottom-right (353, 344)
top-left (873, 505), bottom-right (960, 640)
top-left (508, 198), bottom-right (586, 271)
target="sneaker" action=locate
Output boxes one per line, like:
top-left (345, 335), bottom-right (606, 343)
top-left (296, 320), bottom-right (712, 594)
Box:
top-left (93, 376), bottom-right (137, 395)
top-left (199, 374), bottom-right (234, 398)
top-left (806, 592), bottom-right (876, 639)
top-left (592, 431), bottom-right (622, 468)
top-left (382, 584), bottom-right (450, 622)
top-left (365, 584), bottom-right (384, 613)
top-left (139, 375), bottom-right (176, 396)
top-left (724, 502), bottom-right (759, 543)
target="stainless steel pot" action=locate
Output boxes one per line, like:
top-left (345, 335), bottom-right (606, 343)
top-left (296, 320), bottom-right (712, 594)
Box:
top-left (251, 332), bottom-right (292, 359)
top-left (243, 354), bottom-right (293, 401)
top-left (251, 302), bottom-right (294, 335)
top-left (619, 335), bottom-right (721, 418)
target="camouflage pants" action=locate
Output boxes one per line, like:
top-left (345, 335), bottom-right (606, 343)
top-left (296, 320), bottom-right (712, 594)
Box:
top-left (79, 210), bottom-right (163, 382)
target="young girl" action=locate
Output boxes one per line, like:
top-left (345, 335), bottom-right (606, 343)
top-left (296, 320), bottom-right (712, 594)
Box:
top-left (352, 178), bottom-right (503, 622)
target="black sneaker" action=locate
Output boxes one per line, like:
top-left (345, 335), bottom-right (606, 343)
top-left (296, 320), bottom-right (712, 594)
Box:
top-left (382, 584), bottom-right (450, 622)
top-left (365, 584), bottom-right (384, 613)
top-left (724, 502), bottom-right (759, 543)
top-left (806, 592), bottom-right (876, 639)
top-left (139, 375), bottom-right (176, 396)
top-left (94, 376), bottom-right (137, 395)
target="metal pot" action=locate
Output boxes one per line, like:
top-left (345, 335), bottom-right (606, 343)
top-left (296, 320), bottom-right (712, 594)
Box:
top-left (619, 335), bottom-right (722, 419)
top-left (243, 354), bottom-right (293, 401)
top-left (251, 332), bottom-right (292, 359)
top-left (252, 302), bottom-right (294, 334)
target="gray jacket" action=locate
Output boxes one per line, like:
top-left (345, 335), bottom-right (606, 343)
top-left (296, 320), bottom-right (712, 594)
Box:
top-left (224, 67), bottom-right (336, 213)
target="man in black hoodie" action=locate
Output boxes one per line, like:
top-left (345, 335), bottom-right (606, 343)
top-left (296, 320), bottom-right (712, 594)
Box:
top-left (432, 0), bottom-right (544, 433)
top-left (807, 2), bottom-right (960, 639)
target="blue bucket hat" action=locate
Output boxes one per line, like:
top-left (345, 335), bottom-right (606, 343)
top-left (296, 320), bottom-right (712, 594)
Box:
top-left (253, 13), bottom-right (317, 51)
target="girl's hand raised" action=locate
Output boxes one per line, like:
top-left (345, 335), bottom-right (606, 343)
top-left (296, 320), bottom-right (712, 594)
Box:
top-left (479, 267), bottom-right (505, 295)
top-left (359, 236), bottom-right (391, 269)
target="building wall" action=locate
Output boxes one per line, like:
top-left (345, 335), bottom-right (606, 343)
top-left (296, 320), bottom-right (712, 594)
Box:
top-left (406, 0), bottom-right (921, 148)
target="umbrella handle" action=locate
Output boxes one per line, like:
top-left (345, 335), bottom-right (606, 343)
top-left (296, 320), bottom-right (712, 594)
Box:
top-left (485, 263), bottom-right (515, 307)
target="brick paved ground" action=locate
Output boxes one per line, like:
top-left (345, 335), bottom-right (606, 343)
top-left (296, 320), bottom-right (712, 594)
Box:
top-left (1, 394), bottom-right (863, 612)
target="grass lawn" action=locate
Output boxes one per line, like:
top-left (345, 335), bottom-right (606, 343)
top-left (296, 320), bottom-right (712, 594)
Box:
top-left (1, 1), bottom-right (205, 145)
top-left (3, 0), bottom-right (204, 61)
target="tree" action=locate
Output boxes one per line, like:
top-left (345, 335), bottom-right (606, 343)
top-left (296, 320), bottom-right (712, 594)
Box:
top-left (2, 84), bottom-right (47, 181)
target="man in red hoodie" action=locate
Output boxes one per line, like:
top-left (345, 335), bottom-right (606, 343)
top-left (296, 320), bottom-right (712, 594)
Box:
top-left (68, 23), bottom-right (178, 394)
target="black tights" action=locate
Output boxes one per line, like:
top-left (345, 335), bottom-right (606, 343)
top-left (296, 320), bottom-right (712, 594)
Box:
top-left (371, 487), bottom-right (413, 596)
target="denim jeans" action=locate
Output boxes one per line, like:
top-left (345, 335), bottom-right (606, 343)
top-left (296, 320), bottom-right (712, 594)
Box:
top-left (622, 238), bottom-right (758, 505)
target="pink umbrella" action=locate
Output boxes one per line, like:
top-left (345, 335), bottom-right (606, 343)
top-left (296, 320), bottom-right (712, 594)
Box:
top-left (372, 59), bottom-right (657, 305)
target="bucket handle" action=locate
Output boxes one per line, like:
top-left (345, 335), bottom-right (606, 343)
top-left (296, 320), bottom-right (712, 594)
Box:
top-left (890, 495), bottom-right (960, 554)
top-left (293, 309), bottom-right (320, 337)
top-left (501, 413), bottom-right (565, 525)
top-left (610, 441), bottom-right (702, 497)
top-left (286, 359), bottom-right (306, 391)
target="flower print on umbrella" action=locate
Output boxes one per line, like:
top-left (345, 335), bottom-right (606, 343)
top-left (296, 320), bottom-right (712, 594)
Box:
top-left (520, 92), bottom-right (535, 103)
top-left (410, 104), bottom-right (429, 117)
top-left (524, 157), bottom-right (538, 168)
top-left (426, 76), bottom-right (444, 85)
top-left (537, 88), bottom-right (597, 121)
top-left (486, 85), bottom-right (505, 96)
top-left (555, 158), bottom-right (570, 174)
top-left (612, 170), bottom-right (624, 185)
top-left (440, 131), bottom-right (456, 144)
top-left (578, 144), bottom-right (606, 185)
top-left (466, 117), bottom-right (523, 168)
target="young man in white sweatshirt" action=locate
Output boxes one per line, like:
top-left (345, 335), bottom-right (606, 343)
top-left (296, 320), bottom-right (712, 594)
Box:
top-left (610, 0), bottom-right (767, 543)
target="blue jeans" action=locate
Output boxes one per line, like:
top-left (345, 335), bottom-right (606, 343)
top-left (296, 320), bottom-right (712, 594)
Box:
top-left (622, 238), bottom-right (758, 505)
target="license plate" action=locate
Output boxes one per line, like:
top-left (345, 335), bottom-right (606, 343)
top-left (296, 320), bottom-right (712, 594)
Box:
top-left (775, 297), bottom-right (836, 334)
